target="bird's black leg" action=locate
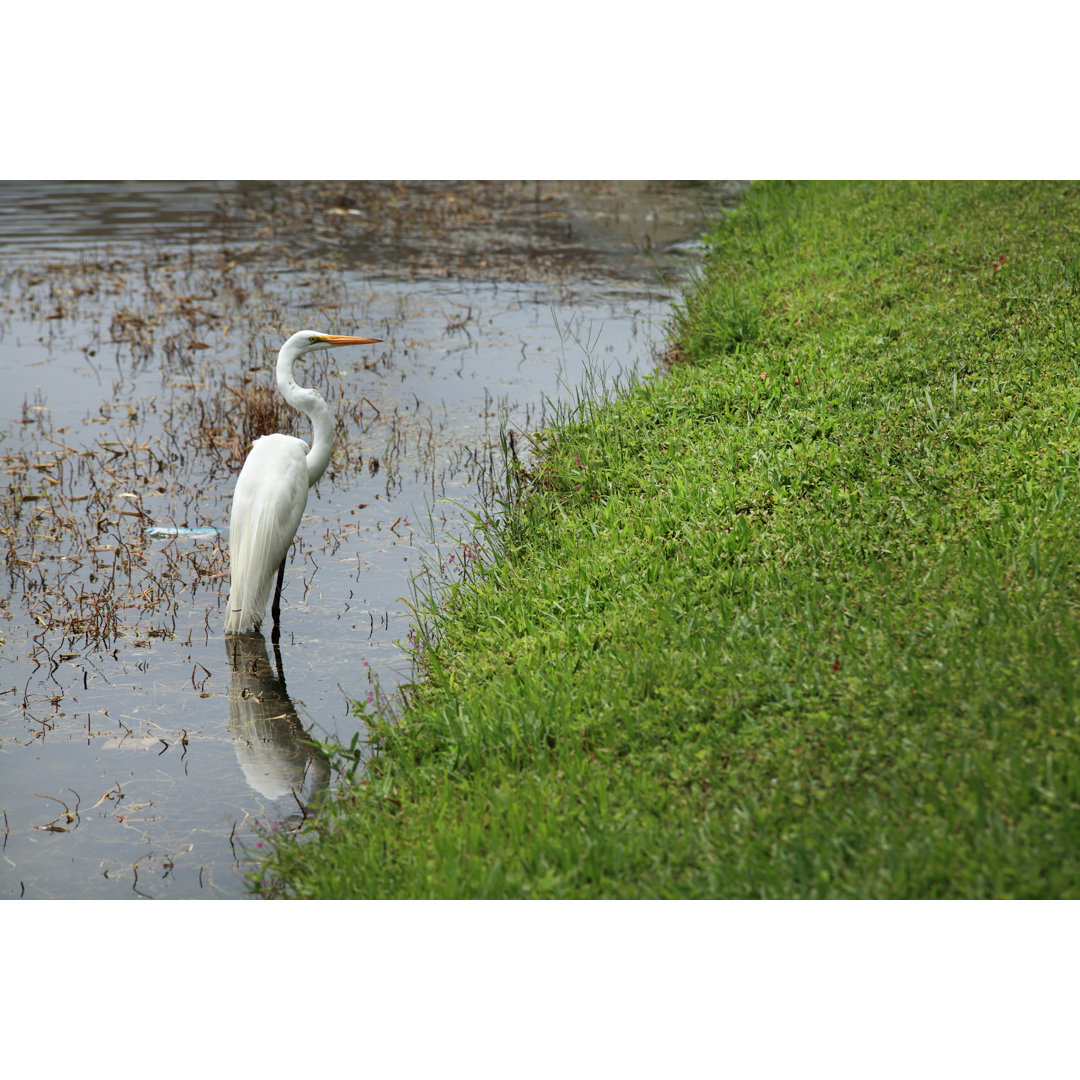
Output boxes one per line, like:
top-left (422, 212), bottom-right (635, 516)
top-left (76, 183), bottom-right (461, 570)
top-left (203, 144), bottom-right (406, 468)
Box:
top-left (271, 634), bottom-right (286, 687)
top-left (271, 556), bottom-right (286, 643)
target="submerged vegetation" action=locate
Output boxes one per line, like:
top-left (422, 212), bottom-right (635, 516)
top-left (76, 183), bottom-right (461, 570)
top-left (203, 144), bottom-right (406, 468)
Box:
top-left (259, 180), bottom-right (1080, 898)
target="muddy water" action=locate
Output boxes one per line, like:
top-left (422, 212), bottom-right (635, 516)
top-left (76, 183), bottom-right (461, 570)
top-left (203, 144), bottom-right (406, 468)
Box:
top-left (0, 180), bottom-right (740, 898)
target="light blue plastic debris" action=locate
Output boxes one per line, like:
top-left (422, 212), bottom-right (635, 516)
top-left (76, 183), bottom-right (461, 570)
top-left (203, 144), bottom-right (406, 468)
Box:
top-left (145, 526), bottom-right (221, 539)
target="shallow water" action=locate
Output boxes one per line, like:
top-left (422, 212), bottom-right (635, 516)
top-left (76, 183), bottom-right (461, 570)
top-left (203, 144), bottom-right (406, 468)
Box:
top-left (0, 180), bottom-right (738, 898)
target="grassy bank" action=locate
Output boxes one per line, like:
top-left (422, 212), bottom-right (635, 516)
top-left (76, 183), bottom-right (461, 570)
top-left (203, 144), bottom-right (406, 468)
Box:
top-left (258, 180), bottom-right (1080, 898)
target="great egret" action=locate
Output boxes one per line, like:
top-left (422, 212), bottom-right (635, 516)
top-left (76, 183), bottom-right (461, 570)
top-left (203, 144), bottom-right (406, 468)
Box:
top-left (225, 330), bottom-right (380, 637)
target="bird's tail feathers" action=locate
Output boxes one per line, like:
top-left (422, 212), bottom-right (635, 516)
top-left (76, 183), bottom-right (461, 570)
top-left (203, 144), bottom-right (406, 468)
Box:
top-left (224, 496), bottom-right (283, 634)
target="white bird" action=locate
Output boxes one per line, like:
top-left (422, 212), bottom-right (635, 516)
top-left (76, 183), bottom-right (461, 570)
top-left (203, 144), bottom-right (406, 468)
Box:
top-left (225, 330), bottom-right (380, 637)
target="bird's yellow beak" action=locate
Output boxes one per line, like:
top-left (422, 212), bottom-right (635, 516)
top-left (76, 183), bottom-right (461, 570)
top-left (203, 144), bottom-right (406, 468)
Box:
top-left (319, 334), bottom-right (382, 346)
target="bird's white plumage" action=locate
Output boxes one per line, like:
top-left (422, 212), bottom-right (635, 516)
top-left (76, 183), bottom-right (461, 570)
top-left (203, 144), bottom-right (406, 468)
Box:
top-left (225, 434), bottom-right (309, 633)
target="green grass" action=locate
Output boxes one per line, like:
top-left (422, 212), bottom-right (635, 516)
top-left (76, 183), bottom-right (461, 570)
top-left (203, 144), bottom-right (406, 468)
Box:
top-left (257, 180), bottom-right (1080, 898)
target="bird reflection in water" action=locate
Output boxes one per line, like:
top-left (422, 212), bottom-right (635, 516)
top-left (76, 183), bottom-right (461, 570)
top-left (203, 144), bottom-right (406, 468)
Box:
top-left (226, 632), bottom-right (330, 815)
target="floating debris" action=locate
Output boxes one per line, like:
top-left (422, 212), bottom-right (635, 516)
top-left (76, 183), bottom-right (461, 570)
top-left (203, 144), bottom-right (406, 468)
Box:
top-left (145, 526), bottom-right (221, 539)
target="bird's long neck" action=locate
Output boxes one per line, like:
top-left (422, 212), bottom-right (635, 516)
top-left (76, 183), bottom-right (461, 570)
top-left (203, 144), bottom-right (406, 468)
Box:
top-left (276, 348), bottom-right (335, 487)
